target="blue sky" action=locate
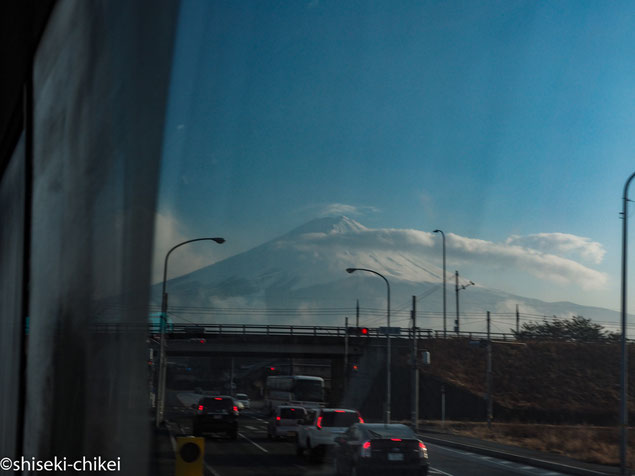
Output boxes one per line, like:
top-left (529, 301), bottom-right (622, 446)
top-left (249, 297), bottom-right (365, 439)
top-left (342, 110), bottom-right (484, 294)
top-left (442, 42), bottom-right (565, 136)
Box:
top-left (155, 0), bottom-right (635, 312)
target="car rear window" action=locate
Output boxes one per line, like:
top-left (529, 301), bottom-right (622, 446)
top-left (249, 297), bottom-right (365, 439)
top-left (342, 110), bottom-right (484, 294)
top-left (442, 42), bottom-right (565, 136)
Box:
top-left (321, 411), bottom-right (360, 427)
top-left (280, 407), bottom-right (304, 419)
top-left (366, 426), bottom-right (416, 439)
top-left (199, 397), bottom-right (233, 410)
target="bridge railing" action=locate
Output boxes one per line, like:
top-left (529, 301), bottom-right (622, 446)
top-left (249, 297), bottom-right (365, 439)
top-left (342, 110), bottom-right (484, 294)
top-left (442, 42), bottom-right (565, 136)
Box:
top-left (162, 323), bottom-right (517, 341)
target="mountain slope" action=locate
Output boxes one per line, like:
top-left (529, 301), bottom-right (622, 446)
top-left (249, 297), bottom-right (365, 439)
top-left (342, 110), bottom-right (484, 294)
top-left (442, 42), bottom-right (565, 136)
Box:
top-left (153, 216), bottom-right (622, 332)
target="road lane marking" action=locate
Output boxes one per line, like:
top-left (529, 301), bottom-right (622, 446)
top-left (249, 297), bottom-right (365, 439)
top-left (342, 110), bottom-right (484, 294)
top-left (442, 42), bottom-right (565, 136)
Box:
top-left (429, 468), bottom-right (455, 476)
top-left (244, 425), bottom-right (258, 430)
top-left (204, 462), bottom-right (222, 476)
top-left (239, 432), bottom-right (269, 453)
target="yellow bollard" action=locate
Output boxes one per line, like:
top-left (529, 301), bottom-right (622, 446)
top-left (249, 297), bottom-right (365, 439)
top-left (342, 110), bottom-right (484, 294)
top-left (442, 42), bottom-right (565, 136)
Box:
top-left (175, 436), bottom-right (204, 476)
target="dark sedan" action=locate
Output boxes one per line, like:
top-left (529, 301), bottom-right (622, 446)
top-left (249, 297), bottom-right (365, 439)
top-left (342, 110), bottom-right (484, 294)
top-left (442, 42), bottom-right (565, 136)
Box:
top-left (334, 423), bottom-right (429, 476)
top-left (192, 396), bottom-right (239, 439)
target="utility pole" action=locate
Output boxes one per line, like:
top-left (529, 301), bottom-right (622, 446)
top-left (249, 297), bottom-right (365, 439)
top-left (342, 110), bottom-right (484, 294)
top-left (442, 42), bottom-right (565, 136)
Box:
top-left (344, 316), bottom-right (349, 394)
top-left (356, 299), bottom-right (360, 327)
top-left (411, 296), bottom-right (419, 431)
top-left (433, 230), bottom-right (446, 338)
top-left (516, 304), bottom-right (520, 334)
top-left (455, 271), bottom-right (460, 335)
top-left (230, 357), bottom-right (235, 395)
top-left (441, 385), bottom-right (446, 429)
top-left (486, 311), bottom-right (493, 429)
top-left (454, 271), bottom-right (474, 337)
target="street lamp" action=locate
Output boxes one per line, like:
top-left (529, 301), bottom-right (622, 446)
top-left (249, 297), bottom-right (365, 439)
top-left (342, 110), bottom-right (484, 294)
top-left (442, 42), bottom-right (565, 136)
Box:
top-left (156, 237), bottom-right (225, 426)
top-left (346, 267), bottom-right (392, 423)
top-left (619, 172), bottom-right (635, 475)
top-left (454, 270), bottom-right (474, 335)
top-left (433, 230), bottom-right (447, 337)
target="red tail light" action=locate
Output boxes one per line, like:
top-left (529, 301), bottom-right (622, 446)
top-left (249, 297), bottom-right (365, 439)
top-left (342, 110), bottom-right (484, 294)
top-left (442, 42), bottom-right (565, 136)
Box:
top-left (335, 410), bottom-right (345, 413)
top-left (233, 406), bottom-right (238, 412)
top-left (276, 416), bottom-right (281, 421)
top-left (418, 441), bottom-right (428, 458)
top-left (214, 397), bottom-right (222, 400)
top-left (316, 416), bottom-right (323, 429)
top-left (360, 440), bottom-right (372, 458)
top-left (198, 405), bottom-right (203, 411)
top-left (391, 438), bottom-right (401, 441)
top-left (358, 412), bottom-right (364, 423)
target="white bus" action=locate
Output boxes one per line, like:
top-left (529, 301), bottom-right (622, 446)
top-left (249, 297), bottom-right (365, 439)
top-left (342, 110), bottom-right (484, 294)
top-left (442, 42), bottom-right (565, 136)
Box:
top-left (264, 375), bottom-right (325, 412)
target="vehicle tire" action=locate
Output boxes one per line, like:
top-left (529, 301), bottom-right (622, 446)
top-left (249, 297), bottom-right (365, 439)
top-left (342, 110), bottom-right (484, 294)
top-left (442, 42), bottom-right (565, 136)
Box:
top-left (192, 424), bottom-right (201, 437)
top-left (295, 444), bottom-right (304, 457)
top-left (229, 427), bottom-right (238, 440)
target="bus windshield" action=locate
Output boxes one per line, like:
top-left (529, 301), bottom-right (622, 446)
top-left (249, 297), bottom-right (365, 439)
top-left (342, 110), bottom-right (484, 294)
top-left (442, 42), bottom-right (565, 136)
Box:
top-left (294, 379), bottom-right (323, 402)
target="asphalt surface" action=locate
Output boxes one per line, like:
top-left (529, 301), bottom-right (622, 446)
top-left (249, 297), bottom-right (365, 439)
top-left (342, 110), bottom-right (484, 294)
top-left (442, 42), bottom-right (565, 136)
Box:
top-left (160, 409), bottom-right (617, 476)
top-left (157, 391), bottom-right (627, 476)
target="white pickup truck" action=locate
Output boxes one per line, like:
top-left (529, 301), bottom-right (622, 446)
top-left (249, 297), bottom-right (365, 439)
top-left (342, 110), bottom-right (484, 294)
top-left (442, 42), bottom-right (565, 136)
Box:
top-left (296, 408), bottom-right (364, 460)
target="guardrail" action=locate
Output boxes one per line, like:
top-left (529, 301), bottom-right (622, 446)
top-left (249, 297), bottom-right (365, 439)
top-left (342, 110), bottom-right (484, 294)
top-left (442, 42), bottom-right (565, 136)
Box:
top-left (160, 323), bottom-right (517, 341)
top-left (94, 322), bottom-right (630, 344)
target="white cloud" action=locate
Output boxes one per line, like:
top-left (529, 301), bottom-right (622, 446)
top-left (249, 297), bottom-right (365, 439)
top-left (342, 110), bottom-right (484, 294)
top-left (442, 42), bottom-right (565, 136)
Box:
top-left (282, 221), bottom-right (608, 291)
top-left (293, 226), bottom-right (436, 252)
top-left (448, 233), bottom-right (608, 290)
top-left (505, 233), bottom-right (606, 264)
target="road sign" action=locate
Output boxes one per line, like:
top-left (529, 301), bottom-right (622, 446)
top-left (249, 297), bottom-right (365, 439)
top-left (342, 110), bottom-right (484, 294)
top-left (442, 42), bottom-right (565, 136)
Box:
top-left (175, 437), bottom-right (204, 476)
top-left (378, 326), bottom-right (401, 335)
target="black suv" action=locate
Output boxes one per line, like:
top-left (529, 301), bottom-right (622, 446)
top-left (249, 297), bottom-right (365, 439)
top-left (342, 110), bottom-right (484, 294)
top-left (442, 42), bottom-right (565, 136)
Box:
top-left (192, 396), bottom-right (239, 439)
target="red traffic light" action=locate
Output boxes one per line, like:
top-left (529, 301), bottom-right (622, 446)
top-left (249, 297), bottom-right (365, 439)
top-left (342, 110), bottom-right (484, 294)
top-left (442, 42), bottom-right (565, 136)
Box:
top-left (360, 327), bottom-right (368, 335)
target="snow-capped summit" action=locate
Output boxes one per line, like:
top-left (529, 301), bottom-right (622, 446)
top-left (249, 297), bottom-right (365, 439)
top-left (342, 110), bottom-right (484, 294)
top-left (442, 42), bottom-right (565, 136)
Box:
top-left (283, 215), bottom-right (368, 237)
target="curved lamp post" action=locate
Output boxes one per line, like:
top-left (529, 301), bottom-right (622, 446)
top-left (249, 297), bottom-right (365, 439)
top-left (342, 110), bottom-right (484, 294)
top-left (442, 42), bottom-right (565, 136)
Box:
top-left (346, 267), bottom-right (391, 423)
top-left (620, 172), bottom-right (635, 474)
top-left (156, 237), bottom-right (225, 426)
top-left (433, 230), bottom-right (447, 337)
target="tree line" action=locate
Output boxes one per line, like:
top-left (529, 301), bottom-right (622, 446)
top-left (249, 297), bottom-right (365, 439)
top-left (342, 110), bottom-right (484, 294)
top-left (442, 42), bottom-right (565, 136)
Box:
top-left (512, 315), bottom-right (620, 342)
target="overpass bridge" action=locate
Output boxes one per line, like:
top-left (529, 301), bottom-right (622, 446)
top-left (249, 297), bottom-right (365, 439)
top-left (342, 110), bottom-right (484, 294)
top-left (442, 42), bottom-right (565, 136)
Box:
top-left (163, 324), bottom-right (416, 357)
top-left (156, 323), bottom-right (516, 357)
top-left (139, 323), bottom-right (516, 417)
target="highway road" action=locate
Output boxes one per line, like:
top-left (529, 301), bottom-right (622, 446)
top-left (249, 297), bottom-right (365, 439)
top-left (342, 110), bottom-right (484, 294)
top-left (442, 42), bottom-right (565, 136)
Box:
top-left (168, 410), bottom-right (569, 476)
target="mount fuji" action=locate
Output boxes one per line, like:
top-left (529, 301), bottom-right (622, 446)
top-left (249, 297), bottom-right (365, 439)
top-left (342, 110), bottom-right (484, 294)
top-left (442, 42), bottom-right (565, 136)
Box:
top-left (152, 216), bottom-right (622, 333)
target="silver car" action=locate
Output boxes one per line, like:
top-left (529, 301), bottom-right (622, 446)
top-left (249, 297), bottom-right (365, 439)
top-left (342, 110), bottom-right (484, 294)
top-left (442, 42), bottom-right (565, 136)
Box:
top-left (268, 405), bottom-right (307, 439)
top-left (235, 393), bottom-right (250, 409)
